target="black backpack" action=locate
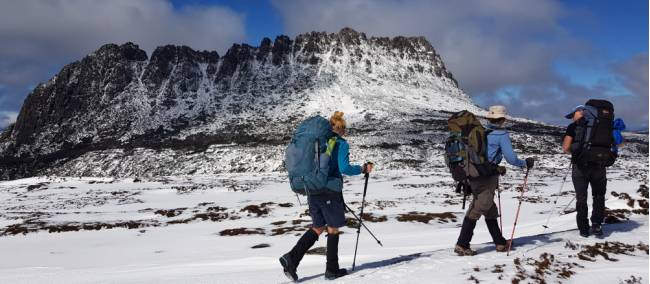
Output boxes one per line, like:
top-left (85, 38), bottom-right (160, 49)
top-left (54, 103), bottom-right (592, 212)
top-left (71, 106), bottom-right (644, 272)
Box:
top-left (571, 99), bottom-right (616, 166)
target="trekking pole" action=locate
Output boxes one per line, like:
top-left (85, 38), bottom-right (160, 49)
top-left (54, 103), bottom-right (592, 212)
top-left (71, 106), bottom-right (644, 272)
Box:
top-left (344, 204), bottom-right (382, 246)
top-left (295, 193), bottom-right (303, 206)
top-left (507, 168), bottom-right (530, 256)
top-left (497, 182), bottom-right (503, 234)
top-left (456, 182), bottom-right (467, 209)
top-left (561, 196), bottom-right (576, 214)
top-left (352, 171), bottom-right (370, 271)
top-left (542, 163), bottom-right (572, 229)
top-left (462, 193), bottom-right (467, 209)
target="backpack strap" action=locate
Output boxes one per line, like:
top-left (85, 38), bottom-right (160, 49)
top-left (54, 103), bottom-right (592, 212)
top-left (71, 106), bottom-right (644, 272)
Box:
top-left (483, 129), bottom-right (501, 164)
top-left (315, 140), bottom-right (320, 167)
top-left (580, 116), bottom-right (596, 152)
top-left (326, 136), bottom-right (338, 156)
top-left (484, 129), bottom-right (492, 161)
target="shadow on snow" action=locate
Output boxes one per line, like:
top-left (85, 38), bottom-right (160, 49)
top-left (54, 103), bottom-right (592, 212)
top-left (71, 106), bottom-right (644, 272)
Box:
top-left (296, 219), bottom-right (642, 282)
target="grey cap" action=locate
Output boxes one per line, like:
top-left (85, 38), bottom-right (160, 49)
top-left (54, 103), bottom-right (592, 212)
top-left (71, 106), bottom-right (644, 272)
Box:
top-left (565, 105), bottom-right (585, 119)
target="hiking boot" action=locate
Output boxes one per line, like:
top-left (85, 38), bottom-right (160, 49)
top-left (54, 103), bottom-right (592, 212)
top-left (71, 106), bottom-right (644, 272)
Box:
top-left (454, 244), bottom-right (476, 256)
top-left (495, 239), bottom-right (513, 252)
top-left (324, 268), bottom-right (348, 280)
top-left (591, 224), bottom-right (603, 236)
top-left (280, 229), bottom-right (319, 282)
top-left (279, 254), bottom-right (298, 282)
top-left (325, 233), bottom-right (346, 280)
top-left (579, 230), bottom-right (590, 238)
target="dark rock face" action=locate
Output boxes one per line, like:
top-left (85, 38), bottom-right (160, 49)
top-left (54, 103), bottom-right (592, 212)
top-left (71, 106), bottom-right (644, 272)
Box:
top-left (0, 28), bottom-right (472, 179)
top-left (12, 43), bottom-right (147, 147)
top-left (271, 36), bottom-right (293, 65)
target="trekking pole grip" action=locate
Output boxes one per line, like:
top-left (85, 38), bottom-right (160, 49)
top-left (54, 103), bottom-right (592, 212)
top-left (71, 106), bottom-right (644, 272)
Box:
top-left (363, 161), bottom-right (373, 176)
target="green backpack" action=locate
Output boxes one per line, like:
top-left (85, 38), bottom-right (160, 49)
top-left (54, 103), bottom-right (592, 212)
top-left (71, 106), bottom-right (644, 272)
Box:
top-left (444, 111), bottom-right (499, 207)
top-left (445, 110), bottom-right (497, 180)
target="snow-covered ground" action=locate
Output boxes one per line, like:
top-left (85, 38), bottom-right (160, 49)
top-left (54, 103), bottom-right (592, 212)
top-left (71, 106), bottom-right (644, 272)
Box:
top-left (0, 161), bottom-right (647, 283)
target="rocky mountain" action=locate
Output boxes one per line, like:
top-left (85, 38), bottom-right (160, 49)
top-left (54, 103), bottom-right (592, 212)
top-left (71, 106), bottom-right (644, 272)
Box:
top-left (0, 28), bottom-right (645, 179)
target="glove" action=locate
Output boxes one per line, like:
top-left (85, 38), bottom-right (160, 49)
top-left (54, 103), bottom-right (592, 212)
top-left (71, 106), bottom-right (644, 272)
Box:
top-left (362, 162), bottom-right (374, 174)
top-left (525, 157), bottom-right (535, 169)
top-left (496, 166), bottom-right (507, 176)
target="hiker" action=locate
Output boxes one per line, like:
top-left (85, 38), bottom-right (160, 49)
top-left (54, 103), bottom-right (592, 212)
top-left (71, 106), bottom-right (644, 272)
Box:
top-left (562, 100), bottom-right (622, 237)
top-left (280, 111), bottom-right (374, 281)
top-left (455, 105), bottom-right (535, 256)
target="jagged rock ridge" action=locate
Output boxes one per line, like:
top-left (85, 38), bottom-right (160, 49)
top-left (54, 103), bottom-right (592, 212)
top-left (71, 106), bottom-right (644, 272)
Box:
top-left (0, 28), bottom-right (493, 179)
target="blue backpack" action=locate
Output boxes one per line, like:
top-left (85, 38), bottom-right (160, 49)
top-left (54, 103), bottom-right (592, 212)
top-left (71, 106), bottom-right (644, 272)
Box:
top-left (612, 118), bottom-right (625, 154)
top-left (285, 116), bottom-right (336, 195)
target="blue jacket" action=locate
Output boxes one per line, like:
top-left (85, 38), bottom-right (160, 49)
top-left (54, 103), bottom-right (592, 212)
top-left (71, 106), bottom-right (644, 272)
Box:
top-left (486, 124), bottom-right (527, 168)
top-left (326, 136), bottom-right (363, 191)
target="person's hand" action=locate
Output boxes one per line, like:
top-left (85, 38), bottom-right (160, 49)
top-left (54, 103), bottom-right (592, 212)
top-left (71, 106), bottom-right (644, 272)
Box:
top-left (525, 157), bottom-right (535, 169)
top-left (363, 162), bottom-right (374, 174)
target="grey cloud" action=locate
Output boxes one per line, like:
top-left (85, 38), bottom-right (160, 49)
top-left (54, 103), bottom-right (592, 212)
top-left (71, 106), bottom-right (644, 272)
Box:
top-left (614, 53), bottom-right (648, 100)
top-left (0, 111), bottom-right (18, 130)
top-left (272, 0), bottom-right (570, 94)
top-left (610, 53), bottom-right (649, 130)
top-left (0, 0), bottom-right (246, 56)
top-left (0, 0), bottom-right (247, 114)
top-left (474, 54), bottom-right (649, 129)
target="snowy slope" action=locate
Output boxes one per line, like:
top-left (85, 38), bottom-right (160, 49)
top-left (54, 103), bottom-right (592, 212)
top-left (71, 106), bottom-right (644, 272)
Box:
top-left (0, 147), bottom-right (647, 283)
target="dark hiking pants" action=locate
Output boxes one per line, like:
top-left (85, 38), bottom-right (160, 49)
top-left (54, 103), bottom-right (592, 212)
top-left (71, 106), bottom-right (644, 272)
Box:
top-left (572, 164), bottom-right (607, 232)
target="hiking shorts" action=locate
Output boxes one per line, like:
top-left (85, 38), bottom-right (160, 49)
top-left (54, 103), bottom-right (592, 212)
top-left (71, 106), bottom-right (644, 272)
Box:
top-left (307, 191), bottom-right (346, 228)
top-left (466, 174), bottom-right (500, 220)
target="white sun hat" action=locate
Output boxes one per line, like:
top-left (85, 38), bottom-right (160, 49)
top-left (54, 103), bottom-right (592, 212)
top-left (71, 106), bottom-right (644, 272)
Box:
top-left (486, 105), bottom-right (507, 119)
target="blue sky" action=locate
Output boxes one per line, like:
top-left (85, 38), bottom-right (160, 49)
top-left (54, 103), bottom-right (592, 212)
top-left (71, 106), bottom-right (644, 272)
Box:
top-left (0, 0), bottom-right (647, 129)
top-left (555, 0), bottom-right (647, 87)
top-left (171, 0), bottom-right (284, 45)
top-left (562, 0), bottom-right (647, 60)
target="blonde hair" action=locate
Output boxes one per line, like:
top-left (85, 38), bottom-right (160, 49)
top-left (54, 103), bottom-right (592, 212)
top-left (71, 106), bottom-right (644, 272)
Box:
top-left (329, 111), bottom-right (346, 132)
